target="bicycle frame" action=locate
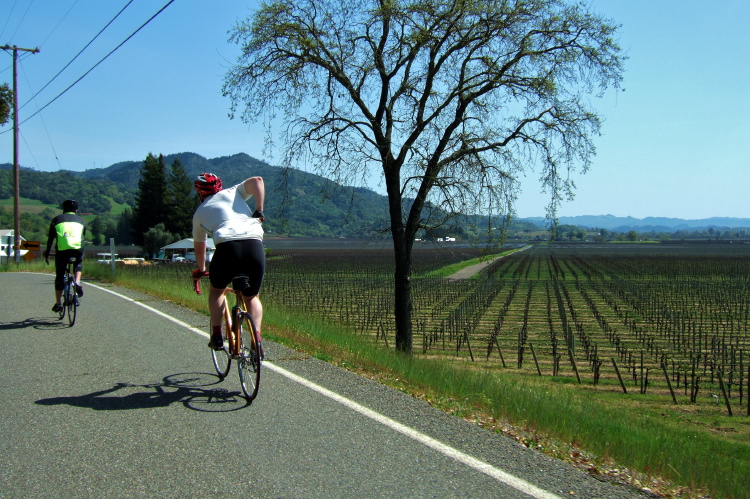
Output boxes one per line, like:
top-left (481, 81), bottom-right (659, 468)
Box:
top-left (47, 253), bottom-right (79, 325)
top-left (194, 274), bottom-right (262, 401)
top-left (222, 288), bottom-right (249, 359)
top-left (224, 285), bottom-right (262, 363)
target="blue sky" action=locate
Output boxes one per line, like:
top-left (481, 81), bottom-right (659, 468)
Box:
top-left (1, 0), bottom-right (748, 220)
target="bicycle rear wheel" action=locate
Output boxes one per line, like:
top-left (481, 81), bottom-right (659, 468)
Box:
top-left (237, 311), bottom-right (261, 401)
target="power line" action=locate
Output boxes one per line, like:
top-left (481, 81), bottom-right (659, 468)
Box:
top-left (19, 56), bottom-right (61, 169)
top-left (0, 0), bottom-right (175, 134)
top-left (6, 0), bottom-right (34, 43)
top-left (0, 0), bottom-right (21, 42)
top-left (19, 0), bottom-right (134, 112)
top-left (38, 0), bottom-right (80, 47)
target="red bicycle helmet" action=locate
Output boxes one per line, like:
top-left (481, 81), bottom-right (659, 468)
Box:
top-left (195, 173), bottom-right (223, 198)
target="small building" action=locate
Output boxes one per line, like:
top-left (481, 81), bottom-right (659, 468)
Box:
top-left (159, 238), bottom-right (215, 263)
top-left (0, 229), bottom-right (28, 263)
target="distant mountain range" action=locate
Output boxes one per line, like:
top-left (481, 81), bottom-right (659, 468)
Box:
top-left (525, 215), bottom-right (750, 232)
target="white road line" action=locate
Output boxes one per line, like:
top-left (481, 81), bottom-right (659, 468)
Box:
top-left (85, 280), bottom-right (561, 499)
top-left (264, 362), bottom-right (562, 499)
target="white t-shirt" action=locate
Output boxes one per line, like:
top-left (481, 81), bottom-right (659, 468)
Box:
top-left (192, 183), bottom-right (263, 245)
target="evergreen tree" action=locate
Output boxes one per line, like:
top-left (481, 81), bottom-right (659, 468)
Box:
top-left (131, 153), bottom-right (167, 245)
top-left (89, 216), bottom-right (103, 245)
top-left (117, 209), bottom-right (133, 245)
top-left (164, 158), bottom-right (198, 238)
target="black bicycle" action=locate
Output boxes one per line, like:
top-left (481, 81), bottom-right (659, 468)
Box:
top-left (47, 255), bottom-right (80, 326)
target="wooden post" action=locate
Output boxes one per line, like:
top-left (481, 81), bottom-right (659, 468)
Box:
top-left (691, 357), bottom-right (698, 403)
top-left (662, 363), bottom-right (677, 405)
top-left (530, 343), bottom-right (542, 376)
top-left (464, 329), bottom-right (474, 362)
top-left (495, 336), bottom-right (506, 368)
top-left (612, 358), bottom-right (627, 394)
top-left (552, 341), bottom-right (558, 376)
top-left (718, 373), bottom-right (733, 417)
top-left (640, 350), bottom-right (645, 394)
top-left (569, 349), bottom-right (580, 384)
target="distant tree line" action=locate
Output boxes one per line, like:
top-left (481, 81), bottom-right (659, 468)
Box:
top-left (0, 167), bottom-right (133, 213)
top-left (4, 154), bottom-right (749, 250)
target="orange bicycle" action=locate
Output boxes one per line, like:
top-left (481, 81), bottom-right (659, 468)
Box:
top-left (194, 274), bottom-right (262, 401)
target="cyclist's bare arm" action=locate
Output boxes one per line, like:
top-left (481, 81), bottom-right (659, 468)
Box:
top-left (243, 177), bottom-right (265, 213)
top-left (194, 240), bottom-right (208, 272)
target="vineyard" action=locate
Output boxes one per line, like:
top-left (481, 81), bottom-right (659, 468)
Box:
top-left (262, 242), bottom-right (750, 413)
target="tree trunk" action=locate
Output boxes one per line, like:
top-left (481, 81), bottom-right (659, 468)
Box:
top-left (393, 240), bottom-right (413, 354)
top-left (385, 159), bottom-right (414, 355)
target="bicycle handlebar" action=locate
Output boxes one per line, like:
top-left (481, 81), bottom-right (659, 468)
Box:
top-left (192, 270), bottom-right (209, 295)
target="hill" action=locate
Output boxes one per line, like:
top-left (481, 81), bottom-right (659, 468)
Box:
top-left (4, 153), bottom-right (749, 238)
top-left (525, 214), bottom-right (750, 232)
top-left (1, 154), bottom-right (394, 238)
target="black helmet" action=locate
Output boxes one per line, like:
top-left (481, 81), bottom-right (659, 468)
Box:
top-left (62, 200), bottom-right (78, 212)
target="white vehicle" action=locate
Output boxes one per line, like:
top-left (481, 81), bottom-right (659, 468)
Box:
top-left (185, 249), bottom-right (214, 263)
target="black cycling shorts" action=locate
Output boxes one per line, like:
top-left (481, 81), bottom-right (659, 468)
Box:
top-left (209, 239), bottom-right (265, 296)
top-left (54, 248), bottom-right (84, 290)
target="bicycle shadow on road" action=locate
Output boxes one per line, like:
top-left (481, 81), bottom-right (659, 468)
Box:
top-left (35, 373), bottom-right (252, 412)
top-left (0, 317), bottom-right (71, 331)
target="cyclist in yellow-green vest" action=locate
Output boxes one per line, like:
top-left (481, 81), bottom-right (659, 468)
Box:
top-left (43, 199), bottom-right (86, 313)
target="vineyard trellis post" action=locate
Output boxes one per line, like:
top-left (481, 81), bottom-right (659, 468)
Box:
top-left (662, 362), bottom-right (678, 405)
top-left (612, 358), bottom-right (627, 394)
top-left (530, 343), bottom-right (542, 376)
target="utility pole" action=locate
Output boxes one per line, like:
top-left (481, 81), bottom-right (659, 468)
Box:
top-left (1, 45), bottom-right (40, 263)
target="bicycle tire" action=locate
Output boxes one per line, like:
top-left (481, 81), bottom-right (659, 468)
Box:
top-left (63, 273), bottom-right (78, 327)
top-left (237, 311), bottom-right (261, 401)
top-left (57, 273), bottom-right (68, 321)
top-left (67, 284), bottom-right (77, 327)
top-left (57, 286), bottom-right (66, 320)
top-left (211, 340), bottom-right (231, 379)
top-left (210, 304), bottom-right (233, 378)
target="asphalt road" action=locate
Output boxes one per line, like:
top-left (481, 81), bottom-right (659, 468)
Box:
top-left (0, 272), bottom-right (647, 498)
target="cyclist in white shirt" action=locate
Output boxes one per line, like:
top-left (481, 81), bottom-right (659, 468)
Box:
top-left (192, 173), bottom-right (265, 356)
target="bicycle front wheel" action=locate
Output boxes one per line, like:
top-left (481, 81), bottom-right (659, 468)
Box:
top-left (237, 312), bottom-right (261, 401)
top-left (65, 281), bottom-right (76, 326)
top-left (60, 284), bottom-right (76, 326)
top-left (211, 340), bottom-right (231, 379)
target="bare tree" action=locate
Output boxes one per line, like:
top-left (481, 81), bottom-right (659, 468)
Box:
top-left (223, 0), bottom-right (625, 353)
